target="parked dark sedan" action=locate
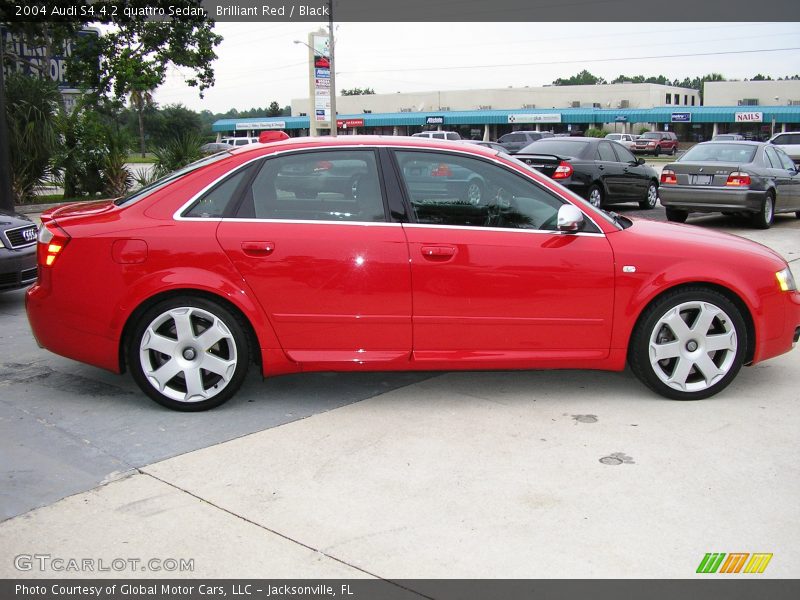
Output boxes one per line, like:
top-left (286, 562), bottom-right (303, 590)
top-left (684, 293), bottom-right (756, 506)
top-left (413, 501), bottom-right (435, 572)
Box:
top-left (659, 141), bottom-right (800, 228)
top-left (0, 209), bottom-right (37, 292)
top-left (514, 137), bottom-right (660, 209)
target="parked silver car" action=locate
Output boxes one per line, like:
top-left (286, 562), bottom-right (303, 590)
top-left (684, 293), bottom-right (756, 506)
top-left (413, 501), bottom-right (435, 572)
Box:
top-left (659, 141), bottom-right (800, 228)
top-left (768, 131), bottom-right (800, 165)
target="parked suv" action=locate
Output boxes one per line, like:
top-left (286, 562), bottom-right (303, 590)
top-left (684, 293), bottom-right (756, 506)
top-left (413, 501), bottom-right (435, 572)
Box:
top-left (497, 131), bottom-right (554, 154)
top-left (768, 131), bottom-right (800, 165)
top-left (633, 131), bottom-right (679, 156)
top-left (412, 131), bottom-right (461, 141)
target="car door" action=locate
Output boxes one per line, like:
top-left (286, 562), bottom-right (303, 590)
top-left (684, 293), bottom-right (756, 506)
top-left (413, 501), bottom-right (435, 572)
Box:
top-left (611, 142), bottom-right (650, 199)
top-left (214, 148), bottom-right (413, 366)
top-left (391, 149), bottom-right (615, 363)
top-left (595, 141), bottom-right (630, 201)
top-left (763, 145), bottom-right (793, 211)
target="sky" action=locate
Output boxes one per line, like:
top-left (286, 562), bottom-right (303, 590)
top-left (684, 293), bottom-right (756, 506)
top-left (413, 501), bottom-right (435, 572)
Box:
top-left (152, 22), bottom-right (800, 114)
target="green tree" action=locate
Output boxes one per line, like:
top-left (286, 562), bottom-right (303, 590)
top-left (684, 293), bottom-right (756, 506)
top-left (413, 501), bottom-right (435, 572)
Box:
top-left (552, 70), bottom-right (606, 86)
top-left (341, 87), bottom-right (376, 96)
top-left (129, 88), bottom-right (155, 158)
top-left (267, 101), bottom-right (282, 117)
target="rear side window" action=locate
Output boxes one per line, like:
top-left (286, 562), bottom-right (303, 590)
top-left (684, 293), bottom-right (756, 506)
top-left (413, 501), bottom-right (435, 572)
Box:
top-left (235, 150), bottom-right (386, 222)
top-left (184, 165), bottom-right (254, 218)
top-left (764, 146), bottom-right (781, 169)
top-left (596, 142), bottom-right (617, 162)
top-left (775, 148), bottom-right (796, 170)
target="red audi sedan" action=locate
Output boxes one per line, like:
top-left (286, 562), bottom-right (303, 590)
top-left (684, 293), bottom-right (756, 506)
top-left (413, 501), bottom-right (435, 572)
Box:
top-left (26, 136), bottom-right (800, 411)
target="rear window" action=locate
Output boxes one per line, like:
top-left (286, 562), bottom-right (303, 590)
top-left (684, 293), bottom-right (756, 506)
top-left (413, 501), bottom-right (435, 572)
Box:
top-left (519, 140), bottom-right (589, 157)
top-left (605, 134), bottom-right (622, 140)
top-left (679, 143), bottom-right (757, 163)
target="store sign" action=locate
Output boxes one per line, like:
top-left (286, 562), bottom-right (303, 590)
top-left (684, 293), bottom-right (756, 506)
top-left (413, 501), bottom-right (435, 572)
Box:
top-left (507, 113), bottom-right (562, 124)
top-left (671, 112), bottom-right (692, 123)
top-left (735, 112), bottom-right (763, 123)
top-left (236, 121), bottom-right (285, 130)
top-left (614, 115), bottom-right (628, 122)
top-left (426, 116), bottom-right (445, 125)
top-left (311, 33), bottom-right (332, 124)
top-left (337, 118), bottom-right (364, 128)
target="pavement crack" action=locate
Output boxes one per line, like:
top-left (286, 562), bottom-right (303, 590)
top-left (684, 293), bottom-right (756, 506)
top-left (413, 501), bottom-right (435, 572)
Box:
top-left (140, 471), bottom-right (433, 599)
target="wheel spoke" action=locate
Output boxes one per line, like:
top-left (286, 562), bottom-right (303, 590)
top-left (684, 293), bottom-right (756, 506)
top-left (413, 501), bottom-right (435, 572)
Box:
top-left (651, 340), bottom-right (681, 361)
top-left (662, 309), bottom-right (692, 341)
top-left (691, 303), bottom-right (720, 336)
top-left (141, 330), bottom-right (178, 356)
top-left (184, 367), bottom-right (207, 401)
top-left (695, 353), bottom-right (723, 384)
top-left (668, 357), bottom-right (694, 390)
top-left (147, 359), bottom-right (182, 391)
top-left (195, 319), bottom-right (230, 351)
top-left (200, 353), bottom-right (236, 379)
top-left (706, 330), bottom-right (736, 353)
top-left (171, 309), bottom-right (195, 342)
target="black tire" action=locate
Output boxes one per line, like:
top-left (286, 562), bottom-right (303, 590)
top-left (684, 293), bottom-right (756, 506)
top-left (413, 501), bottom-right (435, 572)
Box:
top-left (671, 146), bottom-right (677, 156)
top-left (665, 207), bottom-right (688, 223)
top-left (795, 211), bottom-right (800, 219)
top-left (462, 178), bottom-right (485, 206)
top-left (628, 287), bottom-right (747, 400)
top-left (653, 146), bottom-right (661, 157)
top-left (639, 181), bottom-right (659, 209)
top-left (750, 192), bottom-right (774, 229)
top-left (128, 296), bottom-right (250, 411)
top-left (587, 184), bottom-right (604, 208)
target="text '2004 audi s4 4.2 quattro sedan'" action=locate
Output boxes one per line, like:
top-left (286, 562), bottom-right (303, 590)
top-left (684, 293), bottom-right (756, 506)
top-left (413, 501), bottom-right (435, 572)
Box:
top-left (26, 136), bottom-right (800, 410)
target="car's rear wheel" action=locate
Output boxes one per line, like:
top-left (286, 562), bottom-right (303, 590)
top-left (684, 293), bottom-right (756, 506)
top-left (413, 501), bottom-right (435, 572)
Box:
top-left (751, 192), bottom-right (774, 229)
top-left (629, 287), bottom-right (747, 400)
top-left (653, 146), bottom-right (661, 157)
top-left (587, 184), bottom-right (603, 208)
top-left (129, 297), bottom-right (249, 411)
top-left (639, 181), bottom-right (658, 209)
top-left (671, 146), bottom-right (677, 155)
top-left (665, 207), bottom-right (688, 223)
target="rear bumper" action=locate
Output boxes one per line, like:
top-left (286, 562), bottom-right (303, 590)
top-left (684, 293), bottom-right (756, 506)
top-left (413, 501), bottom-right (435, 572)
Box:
top-left (659, 186), bottom-right (766, 213)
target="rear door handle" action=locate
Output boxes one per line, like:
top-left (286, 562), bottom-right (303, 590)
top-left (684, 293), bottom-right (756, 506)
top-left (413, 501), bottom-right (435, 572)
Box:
top-left (241, 241), bottom-right (275, 256)
top-left (421, 245), bottom-right (456, 261)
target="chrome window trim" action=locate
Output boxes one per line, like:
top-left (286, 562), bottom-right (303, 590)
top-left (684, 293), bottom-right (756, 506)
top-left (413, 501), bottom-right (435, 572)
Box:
top-left (401, 223), bottom-right (605, 238)
top-left (172, 142), bottom-right (606, 234)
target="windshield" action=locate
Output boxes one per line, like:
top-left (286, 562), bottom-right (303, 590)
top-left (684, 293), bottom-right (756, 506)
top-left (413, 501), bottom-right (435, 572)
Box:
top-left (518, 140), bottom-right (589, 156)
top-left (116, 151), bottom-right (232, 206)
top-left (640, 133), bottom-right (661, 139)
top-left (678, 144), bottom-right (757, 163)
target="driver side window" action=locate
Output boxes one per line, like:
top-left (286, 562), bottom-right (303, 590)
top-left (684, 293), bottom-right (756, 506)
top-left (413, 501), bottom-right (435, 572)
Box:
top-left (393, 150), bottom-right (570, 231)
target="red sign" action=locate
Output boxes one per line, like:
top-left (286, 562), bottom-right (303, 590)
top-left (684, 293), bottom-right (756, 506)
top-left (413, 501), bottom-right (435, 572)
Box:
top-left (336, 118), bottom-right (364, 128)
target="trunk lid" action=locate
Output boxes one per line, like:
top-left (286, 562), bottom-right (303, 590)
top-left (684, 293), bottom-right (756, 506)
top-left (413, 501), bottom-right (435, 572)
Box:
top-left (665, 162), bottom-right (744, 187)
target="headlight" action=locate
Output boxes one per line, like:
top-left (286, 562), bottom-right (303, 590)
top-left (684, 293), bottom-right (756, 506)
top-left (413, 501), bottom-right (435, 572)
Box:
top-left (776, 267), bottom-right (797, 292)
top-left (0, 237), bottom-right (5, 249)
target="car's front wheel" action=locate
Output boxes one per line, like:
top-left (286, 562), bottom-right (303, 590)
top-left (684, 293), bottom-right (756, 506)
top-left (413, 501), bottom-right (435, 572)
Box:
top-left (653, 146), bottom-right (661, 157)
top-left (129, 296), bottom-right (250, 411)
top-left (639, 181), bottom-right (658, 209)
top-left (629, 287), bottom-right (747, 400)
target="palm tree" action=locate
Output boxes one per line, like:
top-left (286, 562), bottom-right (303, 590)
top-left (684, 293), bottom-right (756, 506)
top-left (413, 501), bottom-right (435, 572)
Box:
top-left (129, 88), bottom-right (154, 158)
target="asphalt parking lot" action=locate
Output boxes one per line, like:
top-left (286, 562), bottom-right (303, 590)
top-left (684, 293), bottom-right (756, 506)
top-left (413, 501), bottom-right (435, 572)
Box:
top-left (0, 209), bottom-right (798, 580)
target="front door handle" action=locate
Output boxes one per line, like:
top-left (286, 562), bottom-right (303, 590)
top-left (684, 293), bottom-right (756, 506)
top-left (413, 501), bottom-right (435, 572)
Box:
top-left (241, 241), bottom-right (275, 256)
top-left (421, 245), bottom-right (456, 261)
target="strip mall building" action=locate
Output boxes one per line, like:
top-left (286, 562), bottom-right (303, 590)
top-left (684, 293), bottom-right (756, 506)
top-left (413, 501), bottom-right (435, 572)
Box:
top-left (213, 80), bottom-right (800, 142)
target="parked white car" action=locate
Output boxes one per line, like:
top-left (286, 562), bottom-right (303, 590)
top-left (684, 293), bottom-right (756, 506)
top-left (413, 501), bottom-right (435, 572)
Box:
top-left (768, 131), bottom-right (800, 165)
top-left (222, 136), bottom-right (259, 147)
top-left (604, 133), bottom-right (638, 150)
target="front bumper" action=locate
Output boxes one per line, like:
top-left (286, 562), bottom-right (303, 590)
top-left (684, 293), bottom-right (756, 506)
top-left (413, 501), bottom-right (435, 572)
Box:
top-left (659, 186), bottom-right (766, 213)
top-left (0, 247), bottom-right (37, 291)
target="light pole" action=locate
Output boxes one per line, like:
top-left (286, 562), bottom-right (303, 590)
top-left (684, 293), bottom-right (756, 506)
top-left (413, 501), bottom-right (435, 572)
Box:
top-left (771, 96), bottom-right (779, 137)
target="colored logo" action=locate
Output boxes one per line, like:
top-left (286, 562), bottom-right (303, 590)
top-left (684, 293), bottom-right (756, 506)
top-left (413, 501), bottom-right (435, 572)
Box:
top-left (696, 553), bottom-right (773, 574)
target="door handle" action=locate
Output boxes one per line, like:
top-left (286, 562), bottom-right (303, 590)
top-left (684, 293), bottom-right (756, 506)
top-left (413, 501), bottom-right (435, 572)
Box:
top-left (420, 245), bottom-right (456, 261)
top-left (598, 165), bottom-right (605, 170)
top-left (241, 241), bottom-right (275, 256)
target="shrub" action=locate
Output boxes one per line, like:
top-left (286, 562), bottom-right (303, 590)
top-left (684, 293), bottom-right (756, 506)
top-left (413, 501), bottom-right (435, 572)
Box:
top-left (153, 132), bottom-right (202, 176)
top-left (585, 128), bottom-right (607, 138)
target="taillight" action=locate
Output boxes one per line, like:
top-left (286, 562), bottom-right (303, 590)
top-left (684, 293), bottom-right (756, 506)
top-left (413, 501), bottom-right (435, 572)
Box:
top-left (726, 172), bottom-right (751, 187)
top-left (661, 169), bottom-right (677, 185)
top-left (431, 163), bottom-right (453, 177)
top-left (552, 161), bottom-right (573, 179)
top-left (37, 222), bottom-right (70, 267)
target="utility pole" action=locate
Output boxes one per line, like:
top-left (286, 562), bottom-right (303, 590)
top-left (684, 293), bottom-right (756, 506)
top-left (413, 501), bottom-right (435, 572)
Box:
top-left (0, 28), bottom-right (14, 212)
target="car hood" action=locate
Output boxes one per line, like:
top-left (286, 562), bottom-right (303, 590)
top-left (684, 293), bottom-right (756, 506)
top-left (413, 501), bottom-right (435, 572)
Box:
top-left (610, 217), bottom-right (787, 270)
top-left (0, 209), bottom-right (34, 226)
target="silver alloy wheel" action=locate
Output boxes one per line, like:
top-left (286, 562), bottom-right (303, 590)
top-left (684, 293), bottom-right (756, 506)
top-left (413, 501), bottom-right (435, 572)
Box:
top-left (139, 306), bottom-right (238, 403)
top-left (648, 300), bottom-right (738, 393)
top-left (646, 183), bottom-right (658, 208)
top-left (466, 181), bottom-right (482, 205)
top-left (588, 187), bottom-right (602, 207)
top-left (764, 196), bottom-right (774, 223)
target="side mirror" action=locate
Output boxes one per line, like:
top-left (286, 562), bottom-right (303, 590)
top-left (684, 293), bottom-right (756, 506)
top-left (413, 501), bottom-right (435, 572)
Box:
top-left (557, 204), bottom-right (585, 233)
top-left (637, 157), bottom-right (646, 165)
